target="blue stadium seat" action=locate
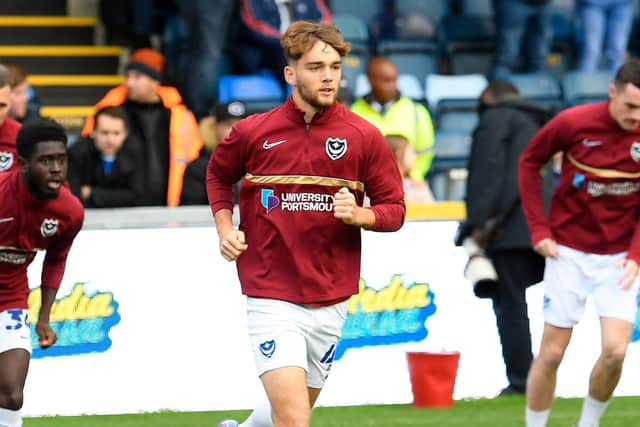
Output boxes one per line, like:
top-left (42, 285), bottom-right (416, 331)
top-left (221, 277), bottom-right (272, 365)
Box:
top-left (329, 1), bottom-right (380, 25)
top-left (437, 111), bottom-right (479, 134)
top-left (462, 0), bottom-right (492, 16)
top-left (218, 74), bottom-right (284, 111)
top-left (429, 130), bottom-right (473, 200)
top-left (333, 13), bottom-right (370, 58)
top-left (562, 70), bottom-right (613, 106)
top-left (341, 52), bottom-right (368, 96)
top-left (425, 73), bottom-right (488, 115)
top-left (354, 73), bottom-right (424, 101)
top-left (508, 72), bottom-right (563, 110)
top-left (439, 14), bottom-right (496, 75)
top-left (388, 51), bottom-right (438, 85)
top-left (396, 0), bottom-right (450, 24)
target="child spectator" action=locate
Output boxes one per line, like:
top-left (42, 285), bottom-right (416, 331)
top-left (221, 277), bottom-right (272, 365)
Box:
top-left (386, 134), bottom-right (434, 203)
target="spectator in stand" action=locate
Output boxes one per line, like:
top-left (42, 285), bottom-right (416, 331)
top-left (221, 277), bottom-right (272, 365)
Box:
top-left (81, 48), bottom-right (202, 207)
top-left (465, 81), bottom-right (553, 396)
top-left (490, 0), bottom-right (552, 80)
top-left (68, 106), bottom-right (139, 208)
top-left (385, 134), bottom-right (434, 203)
top-left (175, 0), bottom-right (234, 120)
top-left (576, 0), bottom-right (634, 72)
top-left (0, 65), bottom-right (21, 174)
top-left (181, 101), bottom-right (249, 205)
top-left (3, 63), bottom-right (40, 123)
top-left (351, 56), bottom-right (435, 183)
top-left (231, 0), bottom-right (332, 86)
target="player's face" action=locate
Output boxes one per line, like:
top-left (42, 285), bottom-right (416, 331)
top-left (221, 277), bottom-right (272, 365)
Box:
top-left (0, 84), bottom-right (11, 126)
top-left (92, 114), bottom-right (127, 157)
top-left (286, 40), bottom-right (341, 111)
top-left (609, 82), bottom-right (640, 131)
top-left (9, 81), bottom-right (29, 119)
top-left (21, 141), bottom-right (68, 199)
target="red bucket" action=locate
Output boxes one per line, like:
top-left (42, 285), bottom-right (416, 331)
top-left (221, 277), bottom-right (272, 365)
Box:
top-left (406, 351), bottom-right (460, 408)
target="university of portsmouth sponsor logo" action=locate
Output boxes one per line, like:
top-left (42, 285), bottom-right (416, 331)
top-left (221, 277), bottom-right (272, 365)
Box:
top-left (40, 219), bottom-right (59, 237)
top-left (0, 151), bottom-right (13, 171)
top-left (326, 137), bottom-right (347, 160)
top-left (335, 274), bottom-right (436, 360)
top-left (281, 192), bottom-right (334, 212)
top-left (631, 142), bottom-right (640, 162)
top-left (28, 283), bottom-right (120, 358)
top-left (261, 189), bottom-right (280, 213)
top-left (260, 189), bottom-right (335, 213)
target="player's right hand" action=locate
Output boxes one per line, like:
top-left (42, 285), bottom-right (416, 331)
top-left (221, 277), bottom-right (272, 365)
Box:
top-left (219, 229), bottom-right (248, 262)
top-left (534, 238), bottom-right (559, 259)
top-left (36, 321), bottom-right (58, 349)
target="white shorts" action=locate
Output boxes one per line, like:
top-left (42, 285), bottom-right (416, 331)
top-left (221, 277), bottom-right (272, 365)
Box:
top-left (0, 309), bottom-right (32, 354)
top-left (246, 297), bottom-right (348, 389)
top-left (542, 245), bottom-right (639, 327)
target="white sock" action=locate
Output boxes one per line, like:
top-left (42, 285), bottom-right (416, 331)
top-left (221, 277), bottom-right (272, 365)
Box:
top-left (577, 395), bottom-right (609, 427)
top-left (240, 398), bottom-right (273, 427)
top-left (0, 408), bottom-right (21, 427)
top-left (525, 407), bottom-right (550, 427)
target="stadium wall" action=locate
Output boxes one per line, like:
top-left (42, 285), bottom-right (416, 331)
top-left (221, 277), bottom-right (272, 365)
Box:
top-left (21, 206), bottom-right (640, 416)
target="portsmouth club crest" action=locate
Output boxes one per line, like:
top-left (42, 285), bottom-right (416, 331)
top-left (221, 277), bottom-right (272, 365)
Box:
top-left (0, 152), bottom-right (13, 171)
top-left (631, 142), bottom-right (640, 163)
top-left (326, 137), bottom-right (347, 160)
top-left (40, 219), bottom-right (59, 238)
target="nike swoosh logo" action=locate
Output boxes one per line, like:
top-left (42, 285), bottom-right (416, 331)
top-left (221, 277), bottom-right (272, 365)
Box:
top-left (582, 138), bottom-right (602, 147)
top-left (263, 139), bottom-right (287, 149)
top-left (0, 217), bottom-right (14, 223)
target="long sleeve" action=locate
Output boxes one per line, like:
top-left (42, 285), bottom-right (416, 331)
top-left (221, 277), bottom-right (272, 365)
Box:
top-left (206, 123), bottom-right (247, 214)
top-left (466, 110), bottom-right (511, 227)
top-left (365, 131), bottom-right (406, 232)
top-left (41, 208), bottom-right (84, 289)
top-left (518, 113), bottom-right (571, 246)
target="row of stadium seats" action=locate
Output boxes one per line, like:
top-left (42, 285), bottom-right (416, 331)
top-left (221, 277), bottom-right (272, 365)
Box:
top-left (219, 69), bottom-right (614, 117)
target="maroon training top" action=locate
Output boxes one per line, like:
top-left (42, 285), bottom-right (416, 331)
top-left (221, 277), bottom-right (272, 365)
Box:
top-left (207, 97), bottom-right (405, 305)
top-left (0, 170), bottom-right (84, 312)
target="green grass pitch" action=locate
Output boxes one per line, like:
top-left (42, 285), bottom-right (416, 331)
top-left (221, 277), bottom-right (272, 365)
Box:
top-left (23, 396), bottom-right (640, 426)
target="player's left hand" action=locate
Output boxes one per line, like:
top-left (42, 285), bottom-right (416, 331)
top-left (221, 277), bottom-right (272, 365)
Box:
top-left (36, 321), bottom-right (57, 349)
top-left (617, 258), bottom-right (639, 290)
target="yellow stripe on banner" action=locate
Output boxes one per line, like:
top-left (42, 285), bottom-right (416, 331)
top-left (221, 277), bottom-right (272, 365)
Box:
top-left (567, 153), bottom-right (640, 179)
top-left (29, 75), bottom-right (124, 86)
top-left (245, 173), bottom-right (365, 192)
top-left (406, 201), bottom-right (466, 221)
top-left (0, 16), bottom-right (97, 27)
top-left (0, 46), bottom-right (123, 56)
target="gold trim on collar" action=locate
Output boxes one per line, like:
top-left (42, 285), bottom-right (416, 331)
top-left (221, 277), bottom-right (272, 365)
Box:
top-left (567, 153), bottom-right (640, 179)
top-left (245, 173), bottom-right (365, 192)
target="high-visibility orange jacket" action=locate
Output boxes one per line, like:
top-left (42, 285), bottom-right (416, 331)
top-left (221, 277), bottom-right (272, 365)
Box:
top-left (82, 85), bottom-right (203, 206)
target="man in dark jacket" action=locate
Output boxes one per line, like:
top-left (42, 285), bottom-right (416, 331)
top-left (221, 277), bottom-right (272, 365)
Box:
top-left (465, 80), bottom-right (554, 396)
top-left (68, 106), bottom-right (139, 208)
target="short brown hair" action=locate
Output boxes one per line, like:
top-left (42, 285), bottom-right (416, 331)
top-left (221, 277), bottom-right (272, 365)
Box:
top-left (3, 63), bottom-right (27, 88)
top-left (94, 106), bottom-right (127, 128)
top-left (614, 59), bottom-right (640, 89)
top-left (281, 21), bottom-right (350, 62)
